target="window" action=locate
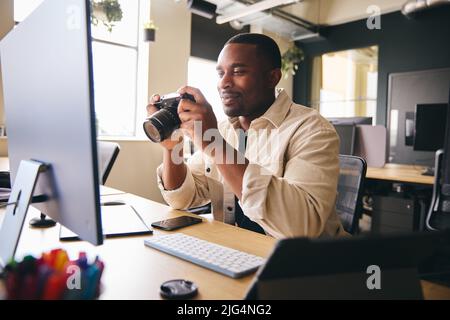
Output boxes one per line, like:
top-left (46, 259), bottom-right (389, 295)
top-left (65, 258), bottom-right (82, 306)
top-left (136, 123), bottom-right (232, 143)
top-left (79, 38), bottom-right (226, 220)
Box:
top-left (188, 56), bottom-right (227, 123)
top-left (14, 0), bottom-right (149, 137)
top-left (311, 46), bottom-right (378, 124)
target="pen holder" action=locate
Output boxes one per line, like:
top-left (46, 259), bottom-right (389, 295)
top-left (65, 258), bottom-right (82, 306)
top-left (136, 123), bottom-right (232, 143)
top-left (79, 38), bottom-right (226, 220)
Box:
top-left (0, 249), bottom-right (105, 300)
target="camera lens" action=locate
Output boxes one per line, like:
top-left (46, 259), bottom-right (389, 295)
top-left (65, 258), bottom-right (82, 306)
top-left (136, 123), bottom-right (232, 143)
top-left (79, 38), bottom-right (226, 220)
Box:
top-left (143, 108), bottom-right (181, 142)
top-left (143, 118), bottom-right (163, 142)
top-left (143, 93), bottom-right (195, 143)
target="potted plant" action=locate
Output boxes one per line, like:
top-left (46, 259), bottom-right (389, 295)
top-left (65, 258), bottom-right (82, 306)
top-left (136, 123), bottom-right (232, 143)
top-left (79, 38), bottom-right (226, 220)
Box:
top-left (143, 20), bottom-right (158, 42)
top-left (281, 45), bottom-right (304, 78)
top-left (90, 0), bottom-right (123, 32)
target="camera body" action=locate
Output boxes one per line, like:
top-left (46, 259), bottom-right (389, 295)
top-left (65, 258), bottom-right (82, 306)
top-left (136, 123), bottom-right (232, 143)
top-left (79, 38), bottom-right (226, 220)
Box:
top-left (143, 93), bottom-right (195, 143)
top-left (153, 92), bottom-right (191, 110)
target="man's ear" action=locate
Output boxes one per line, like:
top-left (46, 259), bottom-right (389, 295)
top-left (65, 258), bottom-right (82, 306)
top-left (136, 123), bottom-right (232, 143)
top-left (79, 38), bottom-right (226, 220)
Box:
top-left (267, 68), bottom-right (282, 88)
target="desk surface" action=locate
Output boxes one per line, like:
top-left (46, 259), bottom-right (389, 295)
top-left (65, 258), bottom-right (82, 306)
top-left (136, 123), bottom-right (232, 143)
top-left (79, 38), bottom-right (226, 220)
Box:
top-left (1, 191), bottom-right (275, 300)
top-left (1, 190), bottom-right (449, 300)
top-left (0, 160), bottom-right (448, 299)
top-left (366, 163), bottom-right (434, 185)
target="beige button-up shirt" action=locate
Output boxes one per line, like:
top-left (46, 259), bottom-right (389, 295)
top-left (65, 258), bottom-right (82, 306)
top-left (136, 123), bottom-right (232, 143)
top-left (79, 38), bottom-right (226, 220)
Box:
top-left (157, 89), bottom-right (346, 239)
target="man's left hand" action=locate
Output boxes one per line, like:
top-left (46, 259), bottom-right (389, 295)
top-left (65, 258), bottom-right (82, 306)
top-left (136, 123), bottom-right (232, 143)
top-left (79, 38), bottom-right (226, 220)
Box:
top-left (177, 86), bottom-right (219, 151)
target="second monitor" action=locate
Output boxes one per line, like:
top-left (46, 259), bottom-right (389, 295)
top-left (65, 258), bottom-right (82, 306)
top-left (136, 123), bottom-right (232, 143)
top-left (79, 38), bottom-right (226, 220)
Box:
top-left (414, 103), bottom-right (448, 152)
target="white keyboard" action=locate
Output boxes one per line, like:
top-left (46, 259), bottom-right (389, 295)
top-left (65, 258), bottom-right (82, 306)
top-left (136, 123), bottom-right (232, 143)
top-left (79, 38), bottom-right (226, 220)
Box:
top-left (144, 233), bottom-right (265, 278)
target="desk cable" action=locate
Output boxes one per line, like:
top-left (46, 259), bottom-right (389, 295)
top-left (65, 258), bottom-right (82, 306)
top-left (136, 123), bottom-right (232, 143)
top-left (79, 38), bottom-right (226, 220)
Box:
top-left (0, 201), bottom-right (17, 209)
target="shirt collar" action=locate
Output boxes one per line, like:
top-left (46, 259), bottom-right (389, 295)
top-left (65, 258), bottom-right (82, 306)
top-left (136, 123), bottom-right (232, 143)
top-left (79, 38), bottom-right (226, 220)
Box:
top-left (227, 88), bottom-right (292, 129)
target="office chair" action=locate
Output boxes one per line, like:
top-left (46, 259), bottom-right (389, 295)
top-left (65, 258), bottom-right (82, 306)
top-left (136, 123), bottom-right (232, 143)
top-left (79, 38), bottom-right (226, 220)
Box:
top-left (336, 155), bottom-right (367, 235)
top-left (97, 141), bottom-right (120, 185)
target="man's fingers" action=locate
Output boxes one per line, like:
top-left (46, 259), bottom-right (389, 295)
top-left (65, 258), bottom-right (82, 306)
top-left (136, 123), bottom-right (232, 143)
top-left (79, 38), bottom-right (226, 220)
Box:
top-left (177, 99), bottom-right (204, 114)
top-left (178, 111), bottom-right (202, 123)
top-left (146, 94), bottom-right (161, 116)
top-left (179, 121), bottom-right (193, 136)
top-left (177, 86), bottom-right (206, 104)
top-left (146, 104), bottom-right (159, 116)
top-left (150, 94), bottom-right (161, 104)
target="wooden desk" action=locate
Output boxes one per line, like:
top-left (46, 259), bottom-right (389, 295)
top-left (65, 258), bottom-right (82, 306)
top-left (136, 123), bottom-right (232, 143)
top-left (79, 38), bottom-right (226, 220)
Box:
top-left (366, 163), bottom-right (434, 185)
top-left (1, 190), bottom-right (449, 300)
top-left (0, 155), bottom-right (448, 299)
top-left (1, 191), bottom-right (276, 300)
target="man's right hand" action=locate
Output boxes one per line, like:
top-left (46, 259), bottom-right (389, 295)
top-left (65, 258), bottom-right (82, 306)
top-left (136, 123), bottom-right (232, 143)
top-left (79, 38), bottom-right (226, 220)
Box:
top-left (146, 94), bottom-right (183, 151)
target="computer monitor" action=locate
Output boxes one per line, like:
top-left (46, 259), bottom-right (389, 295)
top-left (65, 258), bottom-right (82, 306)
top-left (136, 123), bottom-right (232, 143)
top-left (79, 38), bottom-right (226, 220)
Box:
top-left (442, 90), bottom-right (450, 198)
top-left (413, 103), bottom-right (447, 152)
top-left (333, 124), bottom-right (356, 155)
top-left (0, 0), bottom-right (102, 245)
top-left (327, 117), bottom-right (373, 125)
top-left (427, 89), bottom-right (450, 231)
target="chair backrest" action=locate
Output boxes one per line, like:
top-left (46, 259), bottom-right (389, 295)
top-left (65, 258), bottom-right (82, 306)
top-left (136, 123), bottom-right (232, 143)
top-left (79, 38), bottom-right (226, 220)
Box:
top-left (336, 155), bottom-right (367, 234)
top-left (97, 141), bottom-right (120, 185)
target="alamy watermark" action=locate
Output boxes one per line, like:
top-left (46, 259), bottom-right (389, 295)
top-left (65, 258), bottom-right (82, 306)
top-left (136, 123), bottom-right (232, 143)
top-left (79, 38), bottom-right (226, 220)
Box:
top-left (66, 265), bottom-right (82, 290)
top-left (366, 5), bottom-right (381, 30)
top-left (167, 121), bottom-right (289, 175)
top-left (366, 264), bottom-right (381, 290)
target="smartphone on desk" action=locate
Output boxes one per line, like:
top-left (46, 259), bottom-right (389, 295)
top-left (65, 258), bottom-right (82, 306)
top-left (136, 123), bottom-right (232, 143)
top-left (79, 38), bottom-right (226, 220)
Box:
top-left (151, 216), bottom-right (203, 231)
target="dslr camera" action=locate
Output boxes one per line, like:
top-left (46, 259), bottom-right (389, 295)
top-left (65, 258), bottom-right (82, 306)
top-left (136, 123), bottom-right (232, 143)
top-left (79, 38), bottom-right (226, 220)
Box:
top-left (143, 92), bottom-right (195, 143)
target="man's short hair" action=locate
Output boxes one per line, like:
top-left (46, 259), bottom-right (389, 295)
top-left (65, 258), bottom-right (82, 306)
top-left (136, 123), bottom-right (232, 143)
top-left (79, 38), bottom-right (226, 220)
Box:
top-left (225, 33), bottom-right (281, 69)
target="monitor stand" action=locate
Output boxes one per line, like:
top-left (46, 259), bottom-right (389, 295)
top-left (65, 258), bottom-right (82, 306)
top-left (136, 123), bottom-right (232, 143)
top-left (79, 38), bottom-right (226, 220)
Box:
top-left (0, 160), bottom-right (47, 268)
top-left (29, 213), bottom-right (56, 228)
top-left (27, 193), bottom-right (56, 228)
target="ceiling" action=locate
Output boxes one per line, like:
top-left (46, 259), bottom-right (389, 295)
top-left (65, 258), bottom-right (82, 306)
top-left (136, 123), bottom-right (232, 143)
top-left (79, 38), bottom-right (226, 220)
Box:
top-left (203, 0), bottom-right (407, 42)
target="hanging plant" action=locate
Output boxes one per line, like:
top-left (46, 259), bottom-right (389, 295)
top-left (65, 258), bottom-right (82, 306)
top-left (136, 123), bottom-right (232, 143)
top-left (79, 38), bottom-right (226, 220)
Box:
top-left (281, 45), bottom-right (304, 78)
top-left (90, 0), bottom-right (123, 32)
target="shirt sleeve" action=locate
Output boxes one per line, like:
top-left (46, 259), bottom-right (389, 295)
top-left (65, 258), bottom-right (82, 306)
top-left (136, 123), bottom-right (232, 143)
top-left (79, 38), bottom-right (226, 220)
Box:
top-left (241, 129), bottom-right (340, 239)
top-left (156, 151), bottom-right (210, 210)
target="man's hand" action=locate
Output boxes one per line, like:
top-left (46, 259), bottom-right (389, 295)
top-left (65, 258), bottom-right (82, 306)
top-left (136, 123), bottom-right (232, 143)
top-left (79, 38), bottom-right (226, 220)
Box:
top-left (177, 86), bottom-right (218, 151)
top-left (146, 94), bottom-right (183, 151)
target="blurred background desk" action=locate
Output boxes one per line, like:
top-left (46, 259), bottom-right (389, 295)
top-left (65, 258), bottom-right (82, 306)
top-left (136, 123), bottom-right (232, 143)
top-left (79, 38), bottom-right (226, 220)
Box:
top-left (364, 164), bottom-right (434, 234)
top-left (367, 163), bottom-right (434, 185)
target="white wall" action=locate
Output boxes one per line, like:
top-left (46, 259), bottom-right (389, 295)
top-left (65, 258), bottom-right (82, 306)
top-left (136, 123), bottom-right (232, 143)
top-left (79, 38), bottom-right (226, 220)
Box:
top-left (148, 0), bottom-right (191, 96)
top-left (266, 31), bottom-right (294, 99)
top-left (250, 26), bottom-right (294, 99)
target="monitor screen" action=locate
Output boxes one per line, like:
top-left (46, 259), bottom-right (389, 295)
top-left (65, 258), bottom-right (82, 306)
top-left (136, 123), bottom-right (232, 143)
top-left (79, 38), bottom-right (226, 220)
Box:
top-left (333, 124), bottom-right (356, 155)
top-left (414, 103), bottom-right (448, 152)
top-left (0, 0), bottom-right (103, 245)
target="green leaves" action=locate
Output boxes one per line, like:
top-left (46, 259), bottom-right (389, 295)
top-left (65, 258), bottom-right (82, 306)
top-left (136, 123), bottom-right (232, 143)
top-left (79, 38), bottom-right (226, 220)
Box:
top-left (91, 0), bottom-right (123, 32)
top-left (281, 45), bottom-right (304, 78)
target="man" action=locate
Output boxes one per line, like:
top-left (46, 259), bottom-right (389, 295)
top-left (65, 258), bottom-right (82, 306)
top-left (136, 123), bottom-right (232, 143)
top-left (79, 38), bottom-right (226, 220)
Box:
top-left (147, 33), bottom-right (346, 238)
